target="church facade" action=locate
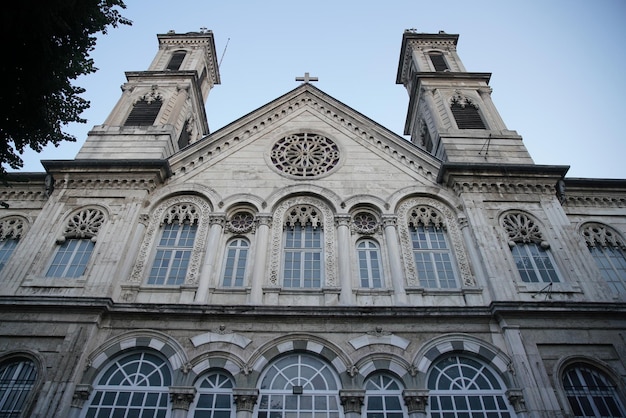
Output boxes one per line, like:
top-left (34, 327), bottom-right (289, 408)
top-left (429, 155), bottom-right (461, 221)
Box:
top-left (0, 30), bottom-right (625, 418)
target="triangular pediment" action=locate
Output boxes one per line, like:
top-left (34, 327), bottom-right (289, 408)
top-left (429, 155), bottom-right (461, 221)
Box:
top-left (166, 84), bottom-right (444, 200)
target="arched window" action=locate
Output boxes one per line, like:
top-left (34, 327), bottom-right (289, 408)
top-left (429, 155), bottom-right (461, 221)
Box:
top-left (581, 223), bottom-right (626, 295)
top-left (357, 239), bottom-right (383, 288)
top-left (0, 357), bottom-right (37, 417)
top-left (46, 208), bottom-right (105, 278)
top-left (450, 96), bottom-right (486, 129)
top-left (148, 203), bottom-right (199, 285)
top-left (222, 238), bottom-right (249, 287)
top-left (124, 96), bottom-right (163, 126)
top-left (364, 373), bottom-right (405, 417)
top-left (191, 371), bottom-right (235, 418)
top-left (502, 212), bottom-right (560, 283)
top-left (257, 353), bottom-right (340, 417)
top-left (283, 205), bottom-right (324, 288)
top-left (408, 206), bottom-right (458, 288)
top-left (83, 351), bottom-right (171, 418)
top-left (427, 354), bottom-right (516, 417)
top-left (428, 52), bottom-right (449, 71)
top-left (0, 216), bottom-right (25, 271)
top-left (166, 50), bottom-right (186, 71)
top-left (563, 363), bottom-right (626, 417)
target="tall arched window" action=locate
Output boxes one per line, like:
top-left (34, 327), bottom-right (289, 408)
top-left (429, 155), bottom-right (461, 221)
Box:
top-left (257, 353), bottom-right (340, 417)
top-left (166, 50), bottom-right (186, 71)
top-left (563, 363), bottom-right (626, 417)
top-left (357, 239), bottom-right (383, 288)
top-left (502, 212), bottom-right (560, 283)
top-left (581, 223), bottom-right (626, 295)
top-left (222, 238), bottom-right (249, 287)
top-left (0, 216), bottom-right (25, 271)
top-left (427, 354), bottom-right (516, 417)
top-left (0, 357), bottom-right (37, 417)
top-left (450, 96), bottom-right (486, 129)
top-left (46, 208), bottom-right (105, 278)
top-left (83, 351), bottom-right (171, 418)
top-left (364, 373), bottom-right (405, 417)
top-left (148, 203), bottom-right (200, 285)
top-left (428, 52), bottom-right (449, 71)
top-left (408, 206), bottom-right (458, 288)
top-left (283, 205), bottom-right (324, 288)
top-left (191, 371), bottom-right (235, 418)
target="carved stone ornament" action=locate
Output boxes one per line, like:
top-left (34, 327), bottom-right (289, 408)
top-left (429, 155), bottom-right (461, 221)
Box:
top-left (398, 198), bottom-right (475, 286)
top-left (403, 389), bottom-right (429, 414)
top-left (0, 216), bottom-right (25, 241)
top-left (339, 389), bottom-right (365, 414)
top-left (269, 197), bottom-right (336, 286)
top-left (233, 388), bottom-right (259, 412)
top-left (226, 211), bottom-right (255, 234)
top-left (71, 384), bottom-right (93, 409)
top-left (582, 222), bottom-right (625, 249)
top-left (351, 211), bottom-right (379, 235)
top-left (502, 211), bottom-right (544, 245)
top-left (169, 386), bottom-right (196, 410)
top-left (129, 196), bottom-right (211, 285)
top-left (506, 389), bottom-right (527, 413)
top-left (450, 92), bottom-right (478, 109)
top-left (64, 208), bottom-right (105, 240)
top-left (270, 133), bottom-right (340, 178)
top-left (134, 85), bottom-right (163, 105)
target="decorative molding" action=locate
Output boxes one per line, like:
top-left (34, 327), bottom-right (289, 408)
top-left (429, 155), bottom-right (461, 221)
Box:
top-left (0, 216), bottom-right (26, 240)
top-left (62, 208), bottom-right (105, 241)
top-left (502, 211), bottom-right (545, 246)
top-left (397, 197), bottom-right (474, 287)
top-left (403, 389), bottom-right (429, 414)
top-left (506, 389), bottom-right (527, 413)
top-left (351, 211), bottom-right (380, 235)
top-left (582, 222), bottom-right (625, 248)
top-left (129, 195), bottom-right (211, 285)
top-left (270, 133), bottom-right (340, 178)
top-left (168, 386), bottom-right (196, 411)
top-left (339, 389), bottom-right (365, 414)
top-left (71, 384), bottom-right (93, 409)
top-left (269, 197), bottom-right (336, 286)
top-left (226, 211), bottom-right (255, 234)
top-left (233, 388), bottom-right (259, 412)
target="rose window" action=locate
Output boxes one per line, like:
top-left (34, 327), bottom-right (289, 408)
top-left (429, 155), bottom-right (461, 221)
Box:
top-left (271, 133), bottom-right (340, 177)
top-left (353, 212), bottom-right (378, 234)
top-left (227, 211), bottom-right (254, 233)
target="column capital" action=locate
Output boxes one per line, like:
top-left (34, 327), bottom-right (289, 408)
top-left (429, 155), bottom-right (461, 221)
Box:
top-left (71, 384), bottom-right (93, 409)
top-left (506, 388), bottom-right (527, 413)
top-left (403, 389), bottom-right (429, 414)
top-left (209, 214), bottom-right (226, 226)
top-left (339, 389), bottom-right (365, 414)
top-left (169, 386), bottom-right (196, 411)
top-left (335, 215), bottom-right (351, 227)
top-left (382, 215), bottom-right (397, 227)
top-left (256, 214), bottom-right (273, 227)
top-left (233, 388), bottom-right (259, 412)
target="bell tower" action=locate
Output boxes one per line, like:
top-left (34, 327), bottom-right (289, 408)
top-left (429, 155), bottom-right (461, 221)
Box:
top-left (396, 30), bottom-right (533, 164)
top-left (76, 30), bottom-right (221, 160)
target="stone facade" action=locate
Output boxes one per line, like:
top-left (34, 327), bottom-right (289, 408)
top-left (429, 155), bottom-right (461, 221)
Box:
top-left (0, 30), bottom-right (625, 417)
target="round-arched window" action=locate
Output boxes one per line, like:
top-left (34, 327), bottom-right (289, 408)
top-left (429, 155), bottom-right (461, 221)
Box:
top-left (270, 133), bottom-right (340, 178)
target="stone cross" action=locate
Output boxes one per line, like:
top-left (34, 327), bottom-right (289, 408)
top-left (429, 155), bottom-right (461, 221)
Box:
top-left (295, 72), bottom-right (319, 83)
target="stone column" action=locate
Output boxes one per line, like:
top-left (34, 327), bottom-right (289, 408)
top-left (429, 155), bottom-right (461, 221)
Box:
top-left (382, 216), bottom-right (407, 304)
top-left (339, 389), bottom-right (365, 418)
top-left (478, 87), bottom-right (506, 130)
top-left (422, 87), bottom-right (445, 133)
top-left (68, 384), bottom-right (92, 418)
top-left (458, 215), bottom-right (486, 286)
top-left (195, 215), bottom-right (225, 303)
top-left (169, 386), bottom-right (196, 418)
top-left (233, 388), bottom-right (259, 418)
top-left (250, 215), bottom-right (271, 304)
top-left (403, 389), bottom-right (429, 418)
top-left (336, 216), bottom-right (353, 305)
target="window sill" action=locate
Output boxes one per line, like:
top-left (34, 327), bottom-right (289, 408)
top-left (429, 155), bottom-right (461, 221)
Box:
top-left (405, 287), bottom-right (483, 296)
top-left (516, 282), bottom-right (582, 295)
top-left (355, 289), bottom-right (394, 296)
top-left (22, 276), bottom-right (86, 288)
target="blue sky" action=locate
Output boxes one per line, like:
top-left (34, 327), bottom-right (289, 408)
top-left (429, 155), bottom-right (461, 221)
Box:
top-left (15, 0), bottom-right (626, 179)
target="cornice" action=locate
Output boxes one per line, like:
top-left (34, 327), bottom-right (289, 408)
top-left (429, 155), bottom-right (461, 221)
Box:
top-left (41, 159), bottom-right (171, 192)
top-left (437, 163), bottom-right (569, 196)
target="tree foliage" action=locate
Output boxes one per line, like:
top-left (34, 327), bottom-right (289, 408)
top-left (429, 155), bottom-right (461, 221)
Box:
top-left (0, 0), bottom-right (131, 175)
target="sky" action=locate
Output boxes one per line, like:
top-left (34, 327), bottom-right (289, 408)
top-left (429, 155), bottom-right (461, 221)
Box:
top-left (14, 0), bottom-right (626, 179)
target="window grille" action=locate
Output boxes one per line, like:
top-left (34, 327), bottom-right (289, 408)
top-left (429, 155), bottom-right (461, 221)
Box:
top-left (451, 97), bottom-right (486, 129)
top-left (0, 358), bottom-right (37, 418)
top-left (364, 373), bottom-right (405, 417)
top-left (358, 240), bottom-right (383, 288)
top-left (563, 363), bottom-right (626, 417)
top-left (124, 99), bottom-right (162, 126)
top-left (191, 371), bottom-right (235, 417)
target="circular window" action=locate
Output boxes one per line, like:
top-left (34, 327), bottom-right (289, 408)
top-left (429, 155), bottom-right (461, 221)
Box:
top-left (227, 211), bottom-right (254, 233)
top-left (270, 133), bottom-right (340, 178)
top-left (353, 212), bottom-right (378, 234)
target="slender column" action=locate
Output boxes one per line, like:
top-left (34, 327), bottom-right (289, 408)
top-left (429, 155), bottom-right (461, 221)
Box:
top-left (339, 389), bottom-right (365, 418)
top-left (478, 87), bottom-right (506, 130)
top-left (403, 389), bottom-right (429, 418)
top-left (250, 216), bottom-right (271, 304)
top-left (422, 87), bottom-right (445, 132)
top-left (336, 216), bottom-right (353, 305)
top-left (382, 216), bottom-right (407, 304)
top-left (458, 215), bottom-right (485, 288)
top-left (69, 384), bottom-right (92, 418)
top-left (169, 386), bottom-right (196, 418)
top-left (233, 388), bottom-right (259, 418)
top-left (195, 215), bottom-right (225, 303)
